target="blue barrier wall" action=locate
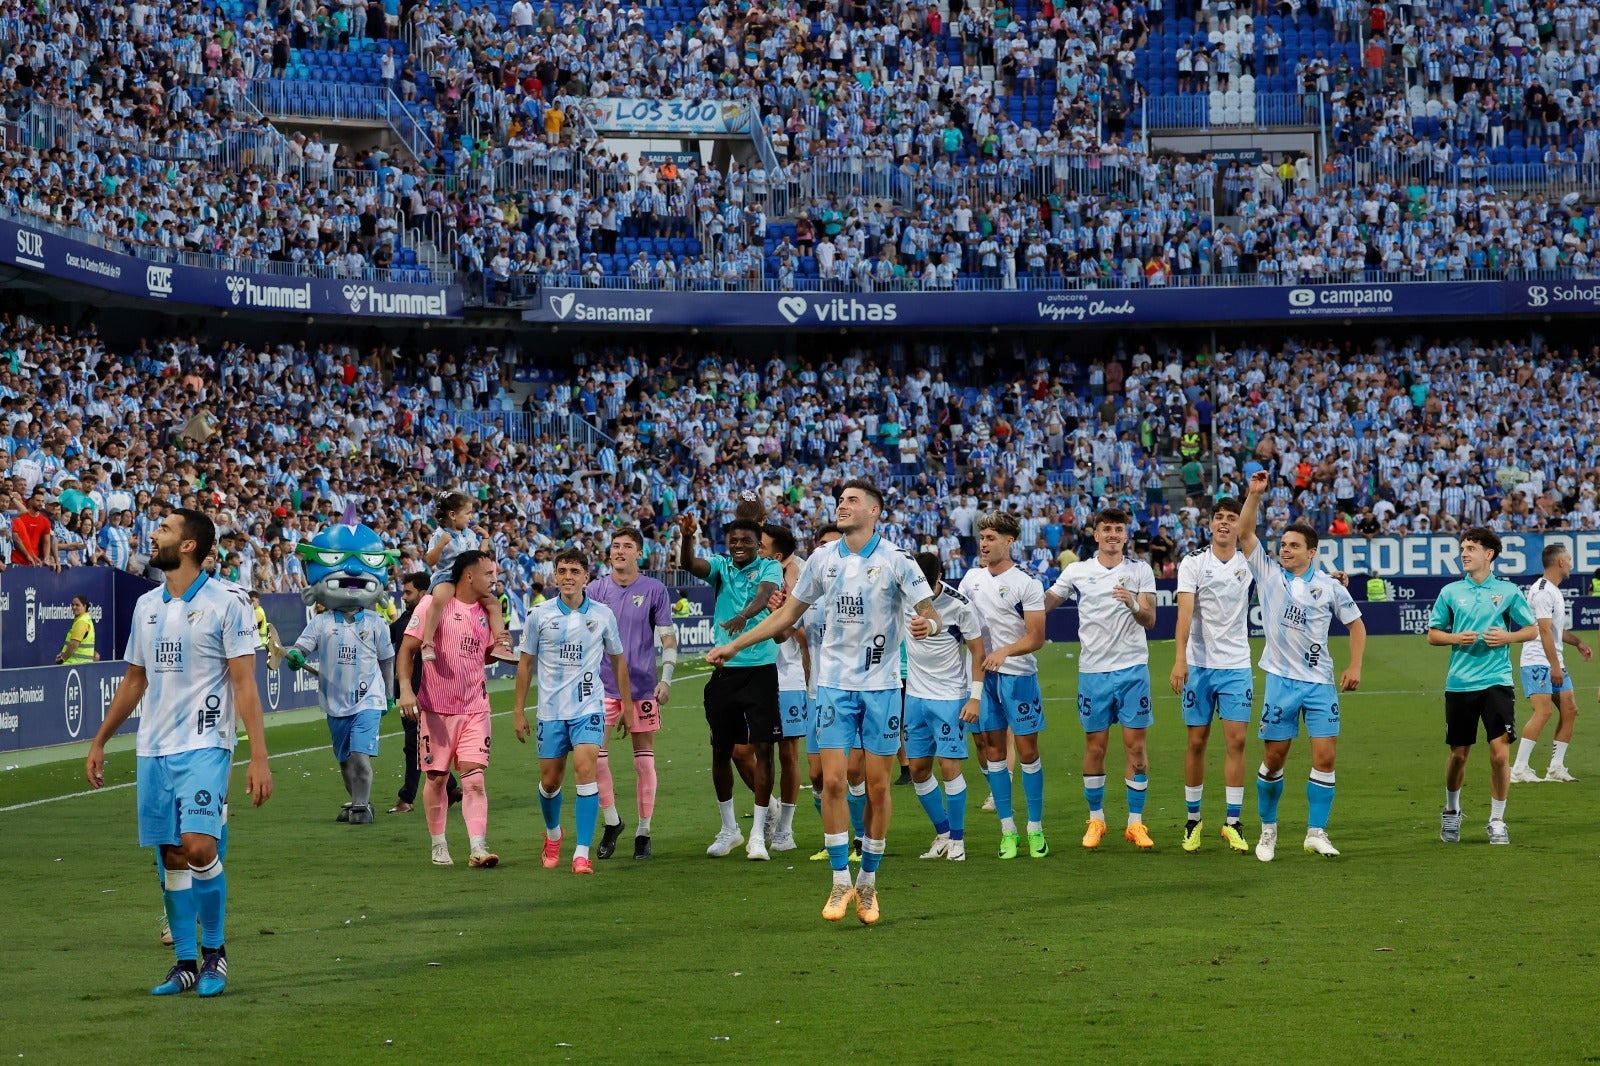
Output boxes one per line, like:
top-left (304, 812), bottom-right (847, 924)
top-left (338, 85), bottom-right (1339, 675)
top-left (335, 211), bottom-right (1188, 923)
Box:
top-left (524, 279), bottom-right (1598, 329)
top-left (0, 653), bottom-right (315, 754)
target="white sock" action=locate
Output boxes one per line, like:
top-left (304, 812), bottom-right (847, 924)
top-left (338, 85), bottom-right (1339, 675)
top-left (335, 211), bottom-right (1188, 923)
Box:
top-left (1514, 737), bottom-right (1536, 769)
top-left (778, 802), bottom-right (796, 834)
top-left (1184, 784), bottom-right (1204, 812)
top-left (469, 835), bottom-right (486, 851)
top-left (1026, 820), bottom-right (1043, 834)
top-left (718, 799), bottom-right (737, 833)
top-left (1224, 786), bottom-right (1244, 820)
top-left (1552, 740), bottom-right (1570, 768)
top-left (1127, 812), bottom-right (1144, 827)
top-left (1446, 789), bottom-right (1461, 812)
top-left (1490, 797), bottom-right (1507, 823)
top-left (546, 826), bottom-right (562, 843)
top-left (1000, 816), bottom-right (1017, 834)
top-left (637, 817), bottom-right (652, 836)
top-left (750, 801), bottom-right (767, 841)
top-left (602, 805), bottom-right (622, 828)
top-left (430, 832), bottom-right (448, 847)
top-left (574, 843), bottom-right (591, 860)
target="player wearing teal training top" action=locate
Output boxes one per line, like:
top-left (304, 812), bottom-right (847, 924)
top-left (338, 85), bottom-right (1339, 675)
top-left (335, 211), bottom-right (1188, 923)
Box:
top-left (678, 513), bottom-right (784, 860)
top-left (1426, 528), bottom-right (1538, 846)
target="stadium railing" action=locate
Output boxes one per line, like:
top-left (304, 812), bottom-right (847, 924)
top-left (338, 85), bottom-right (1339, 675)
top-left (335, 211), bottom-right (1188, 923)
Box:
top-left (0, 201), bottom-right (458, 286)
top-left (783, 151), bottom-right (1167, 213)
top-left (18, 102), bottom-right (296, 178)
top-left (444, 408), bottom-right (617, 452)
top-left (1330, 149), bottom-right (1600, 197)
top-left (1143, 91), bottom-right (1325, 131)
top-left (248, 80), bottom-right (392, 123)
top-left (506, 266), bottom-right (1592, 293)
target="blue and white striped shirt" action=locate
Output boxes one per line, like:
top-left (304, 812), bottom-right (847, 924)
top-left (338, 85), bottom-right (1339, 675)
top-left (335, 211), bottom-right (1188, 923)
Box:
top-left (521, 596), bottom-right (624, 722)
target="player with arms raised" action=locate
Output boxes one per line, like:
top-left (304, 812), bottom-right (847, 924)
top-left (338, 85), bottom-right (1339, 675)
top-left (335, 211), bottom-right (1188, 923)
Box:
top-left (514, 548), bottom-right (631, 874)
top-left (1239, 472), bottom-right (1365, 861)
top-left (1046, 508), bottom-right (1158, 851)
top-left (678, 512), bottom-right (783, 860)
top-left (587, 528), bottom-right (676, 860)
top-left (959, 511), bottom-right (1049, 859)
top-left (1171, 497), bottom-right (1255, 853)
top-left (86, 508), bottom-right (272, 997)
top-left (398, 550), bottom-right (503, 869)
top-left (708, 480), bottom-right (940, 926)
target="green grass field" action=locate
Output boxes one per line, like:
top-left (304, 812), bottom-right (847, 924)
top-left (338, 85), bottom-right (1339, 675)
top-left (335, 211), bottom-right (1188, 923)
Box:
top-left (5, 634), bottom-right (1600, 1064)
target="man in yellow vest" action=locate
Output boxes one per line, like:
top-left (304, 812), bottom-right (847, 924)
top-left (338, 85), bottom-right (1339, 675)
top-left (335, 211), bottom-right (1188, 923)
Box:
top-left (1365, 576), bottom-right (1388, 602)
top-left (249, 590), bottom-right (269, 644)
top-left (57, 595), bottom-right (97, 664)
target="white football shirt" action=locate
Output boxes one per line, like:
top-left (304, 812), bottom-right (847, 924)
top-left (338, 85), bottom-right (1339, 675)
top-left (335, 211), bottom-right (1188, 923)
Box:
top-left (791, 533), bottom-right (934, 693)
top-left (957, 563), bottom-right (1045, 676)
top-left (904, 585), bottom-right (983, 701)
top-left (1244, 540), bottom-right (1361, 684)
top-left (1049, 556), bottom-right (1157, 674)
top-left (127, 571), bottom-right (260, 757)
top-left (1518, 577), bottom-right (1568, 668)
top-left (293, 609), bottom-right (395, 717)
top-left (776, 555), bottom-right (808, 691)
top-left (520, 596), bottom-right (624, 722)
top-left (1176, 547), bottom-right (1254, 670)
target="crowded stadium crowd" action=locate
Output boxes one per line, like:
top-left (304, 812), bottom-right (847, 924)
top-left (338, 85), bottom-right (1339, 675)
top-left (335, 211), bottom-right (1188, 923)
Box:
top-left (6, 0), bottom-right (1600, 295)
top-left (2, 304), bottom-right (1597, 604)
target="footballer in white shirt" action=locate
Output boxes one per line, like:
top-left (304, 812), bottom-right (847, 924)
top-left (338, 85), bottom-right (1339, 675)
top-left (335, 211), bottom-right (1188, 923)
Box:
top-left (513, 548), bottom-right (632, 875)
top-left (1171, 497), bottom-right (1255, 854)
top-left (709, 480), bottom-right (940, 928)
top-left (85, 509), bottom-right (273, 999)
top-left (1512, 543), bottom-right (1592, 783)
top-left (1240, 471), bottom-right (1365, 862)
top-left (956, 511), bottom-right (1049, 860)
top-left (1044, 507), bottom-right (1158, 851)
top-left (906, 551), bottom-right (987, 863)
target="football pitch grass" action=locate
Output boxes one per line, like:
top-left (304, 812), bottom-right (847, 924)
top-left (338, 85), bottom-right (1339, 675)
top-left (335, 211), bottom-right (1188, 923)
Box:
top-left (5, 634), bottom-right (1600, 1064)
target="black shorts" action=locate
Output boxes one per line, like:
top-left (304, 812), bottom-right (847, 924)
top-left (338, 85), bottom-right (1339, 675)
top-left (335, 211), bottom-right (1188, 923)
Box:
top-left (1444, 686), bottom-right (1517, 748)
top-left (705, 663), bottom-right (781, 751)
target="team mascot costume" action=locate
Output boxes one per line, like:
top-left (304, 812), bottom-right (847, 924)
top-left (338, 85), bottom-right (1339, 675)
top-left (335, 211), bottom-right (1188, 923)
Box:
top-left (286, 524), bottom-right (400, 824)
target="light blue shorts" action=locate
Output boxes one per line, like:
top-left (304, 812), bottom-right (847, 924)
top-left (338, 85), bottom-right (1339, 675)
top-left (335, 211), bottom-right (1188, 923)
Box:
top-left (904, 696), bottom-right (968, 760)
top-left (327, 708), bottom-right (382, 762)
top-left (1182, 667), bottom-right (1255, 728)
top-left (977, 673), bottom-right (1046, 737)
top-left (1521, 664), bottom-right (1574, 697)
top-left (1077, 665), bottom-right (1153, 734)
top-left (780, 689), bottom-right (815, 740)
top-left (804, 694), bottom-right (823, 756)
top-left (537, 713), bottom-right (605, 759)
top-left (816, 687), bottom-right (901, 756)
top-left (137, 748), bottom-right (233, 848)
top-left (1258, 673), bottom-right (1340, 741)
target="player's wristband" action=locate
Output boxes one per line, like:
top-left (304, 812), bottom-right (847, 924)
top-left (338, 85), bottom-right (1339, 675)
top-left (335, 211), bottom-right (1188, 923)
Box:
top-left (969, 681), bottom-right (984, 701)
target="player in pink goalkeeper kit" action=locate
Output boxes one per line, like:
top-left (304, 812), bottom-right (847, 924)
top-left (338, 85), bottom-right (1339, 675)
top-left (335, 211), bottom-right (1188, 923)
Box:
top-left (398, 550), bottom-right (502, 869)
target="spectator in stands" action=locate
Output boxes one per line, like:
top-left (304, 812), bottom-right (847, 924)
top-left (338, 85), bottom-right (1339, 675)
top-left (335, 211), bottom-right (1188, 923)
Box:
top-left (11, 487), bottom-right (56, 570)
